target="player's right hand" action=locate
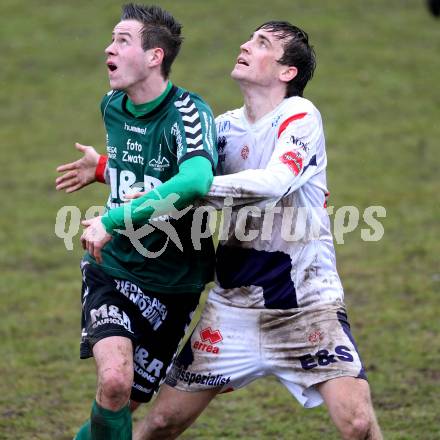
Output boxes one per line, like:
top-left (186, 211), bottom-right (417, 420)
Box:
top-left (55, 143), bottom-right (100, 193)
top-left (124, 191), bottom-right (147, 201)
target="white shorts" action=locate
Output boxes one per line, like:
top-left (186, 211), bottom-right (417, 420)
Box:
top-left (166, 288), bottom-right (366, 408)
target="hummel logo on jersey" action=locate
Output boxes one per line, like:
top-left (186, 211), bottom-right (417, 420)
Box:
top-left (148, 145), bottom-right (170, 171)
top-left (124, 122), bottom-right (147, 135)
top-left (171, 122), bottom-right (184, 160)
top-left (175, 92), bottom-right (204, 153)
top-left (200, 327), bottom-right (223, 344)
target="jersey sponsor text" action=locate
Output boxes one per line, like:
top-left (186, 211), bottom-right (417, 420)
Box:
top-left (90, 304), bottom-right (133, 333)
top-left (172, 366), bottom-right (231, 387)
top-left (124, 122), bottom-right (147, 135)
top-left (115, 279), bottom-right (167, 330)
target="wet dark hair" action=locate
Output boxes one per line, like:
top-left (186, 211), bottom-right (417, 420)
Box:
top-left (121, 3), bottom-right (183, 78)
top-left (256, 21), bottom-right (316, 97)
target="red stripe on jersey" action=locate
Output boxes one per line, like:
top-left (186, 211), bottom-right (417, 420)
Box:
top-left (95, 155), bottom-right (108, 183)
top-left (324, 191), bottom-right (330, 208)
top-left (277, 112), bottom-right (307, 138)
top-left (280, 151), bottom-right (303, 175)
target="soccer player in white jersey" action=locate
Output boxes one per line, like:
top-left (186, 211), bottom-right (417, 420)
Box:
top-left (57, 20), bottom-right (382, 440)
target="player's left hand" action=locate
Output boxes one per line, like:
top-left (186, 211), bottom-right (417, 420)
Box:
top-left (80, 216), bottom-right (112, 264)
top-left (124, 191), bottom-right (146, 200)
top-left (56, 143), bottom-right (100, 193)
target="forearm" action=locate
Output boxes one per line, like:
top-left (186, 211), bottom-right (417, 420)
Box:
top-left (101, 156), bottom-right (213, 233)
top-left (201, 167), bottom-right (292, 208)
top-left (204, 110), bottom-right (321, 209)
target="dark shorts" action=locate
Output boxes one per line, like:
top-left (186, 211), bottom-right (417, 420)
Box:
top-left (80, 260), bottom-right (201, 403)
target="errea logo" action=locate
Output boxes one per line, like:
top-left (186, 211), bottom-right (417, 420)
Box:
top-left (200, 327), bottom-right (223, 344)
top-left (193, 327), bottom-right (223, 355)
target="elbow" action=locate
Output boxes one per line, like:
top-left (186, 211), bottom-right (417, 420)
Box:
top-left (185, 172), bottom-right (213, 201)
top-left (277, 184), bottom-right (292, 199)
top-left (193, 175), bottom-right (213, 199)
top-left (264, 182), bottom-right (291, 199)
top-left (202, 173), bottom-right (214, 195)
top-left (269, 173), bottom-right (295, 198)
top-left (251, 171), bottom-right (292, 200)
top-left (195, 168), bottom-right (214, 197)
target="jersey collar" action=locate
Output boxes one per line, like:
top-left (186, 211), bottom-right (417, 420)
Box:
top-left (122, 84), bottom-right (178, 119)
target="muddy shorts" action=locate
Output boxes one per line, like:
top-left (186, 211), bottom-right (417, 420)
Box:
top-left (166, 288), bottom-right (366, 408)
top-left (80, 260), bottom-right (200, 403)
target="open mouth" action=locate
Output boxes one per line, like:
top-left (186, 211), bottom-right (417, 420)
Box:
top-left (237, 58), bottom-right (249, 66)
top-left (107, 62), bottom-right (117, 72)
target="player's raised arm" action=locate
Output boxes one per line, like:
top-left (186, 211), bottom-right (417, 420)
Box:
top-left (100, 90), bottom-right (217, 234)
top-left (204, 108), bottom-right (324, 208)
top-left (55, 143), bottom-right (106, 193)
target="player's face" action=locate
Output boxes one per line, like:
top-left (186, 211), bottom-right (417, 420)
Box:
top-left (231, 30), bottom-right (287, 87)
top-left (104, 20), bottom-right (151, 91)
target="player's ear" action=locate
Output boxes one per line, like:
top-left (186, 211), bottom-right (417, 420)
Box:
top-left (280, 66), bottom-right (297, 83)
top-left (147, 47), bottom-right (164, 68)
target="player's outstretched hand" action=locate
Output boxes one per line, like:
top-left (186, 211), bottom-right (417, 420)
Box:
top-left (124, 191), bottom-right (147, 200)
top-left (80, 216), bottom-right (112, 264)
top-left (56, 143), bottom-right (100, 193)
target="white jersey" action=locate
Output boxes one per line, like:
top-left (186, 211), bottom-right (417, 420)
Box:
top-left (204, 96), bottom-right (344, 309)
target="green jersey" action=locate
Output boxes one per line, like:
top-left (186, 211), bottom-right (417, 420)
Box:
top-left (86, 85), bottom-right (217, 294)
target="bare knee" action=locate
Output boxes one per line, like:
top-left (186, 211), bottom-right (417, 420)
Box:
top-left (319, 377), bottom-right (381, 440)
top-left (339, 411), bottom-right (372, 440)
top-left (145, 409), bottom-right (190, 439)
top-left (98, 368), bottom-right (132, 409)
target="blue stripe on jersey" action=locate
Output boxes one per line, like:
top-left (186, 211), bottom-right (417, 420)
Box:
top-left (174, 337), bottom-right (194, 369)
top-left (216, 245), bottom-right (298, 309)
top-left (337, 310), bottom-right (367, 380)
top-left (302, 154), bottom-right (317, 174)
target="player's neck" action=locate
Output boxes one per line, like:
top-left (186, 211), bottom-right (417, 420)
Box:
top-left (241, 85), bottom-right (286, 124)
top-left (126, 74), bottom-right (169, 105)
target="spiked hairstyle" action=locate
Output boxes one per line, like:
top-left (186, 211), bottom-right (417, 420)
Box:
top-left (121, 3), bottom-right (183, 78)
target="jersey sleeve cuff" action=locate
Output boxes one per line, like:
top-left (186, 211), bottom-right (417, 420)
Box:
top-left (178, 150), bottom-right (215, 172)
top-left (101, 212), bottom-right (116, 235)
top-left (95, 155), bottom-right (108, 183)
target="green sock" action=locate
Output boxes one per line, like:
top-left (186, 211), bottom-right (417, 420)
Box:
top-left (74, 419), bottom-right (91, 440)
top-left (90, 400), bottom-right (132, 440)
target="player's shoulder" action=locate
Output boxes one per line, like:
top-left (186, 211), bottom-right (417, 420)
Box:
top-left (100, 89), bottom-right (124, 114)
top-left (101, 89), bottom-right (124, 103)
top-left (173, 86), bottom-right (213, 114)
top-left (215, 107), bottom-right (243, 125)
top-left (280, 96), bottom-right (320, 118)
top-left (273, 96), bottom-right (324, 140)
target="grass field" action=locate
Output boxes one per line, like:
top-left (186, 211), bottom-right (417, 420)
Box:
top-left (1, 0), bottom-right (439, 438)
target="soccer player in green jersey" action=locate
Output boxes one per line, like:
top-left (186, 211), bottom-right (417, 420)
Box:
top-left (56, 4), bottom-right (217, 440)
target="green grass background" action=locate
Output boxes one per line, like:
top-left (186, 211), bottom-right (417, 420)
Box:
top-left (1, 0), bottom-right (439, 438)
